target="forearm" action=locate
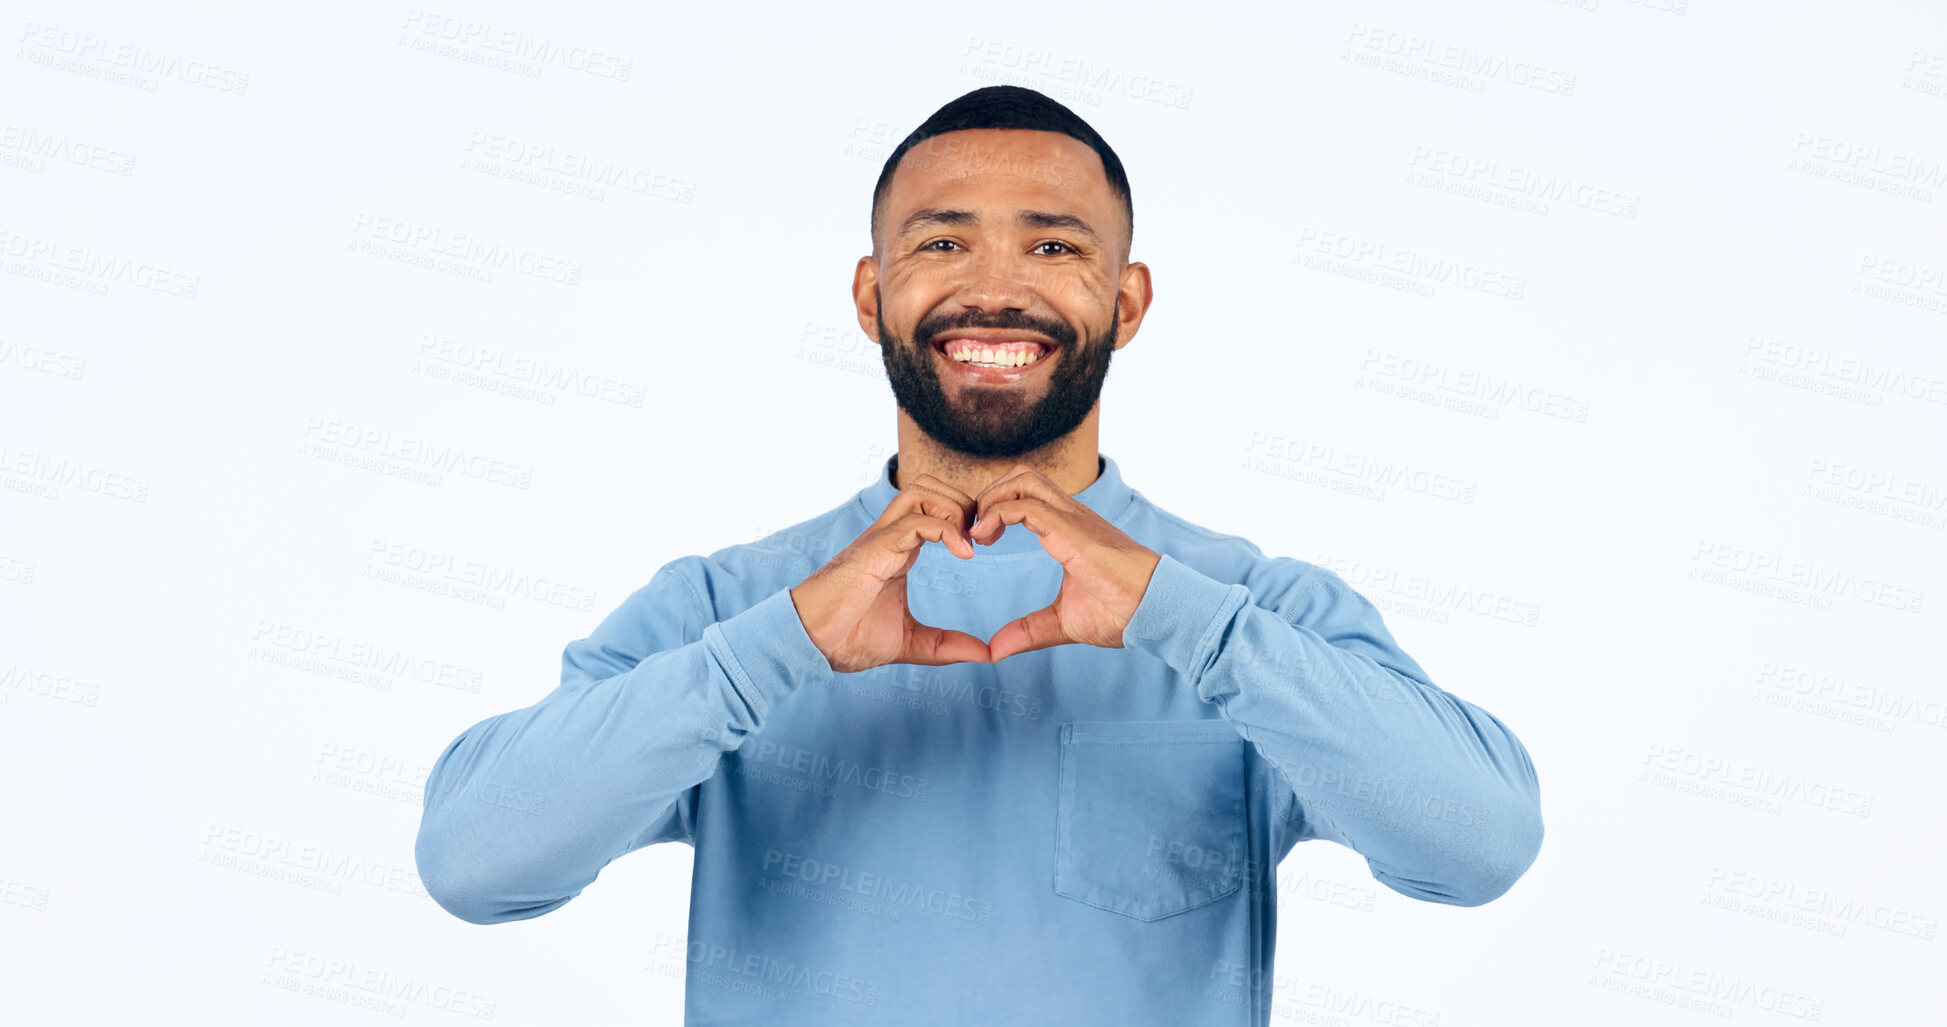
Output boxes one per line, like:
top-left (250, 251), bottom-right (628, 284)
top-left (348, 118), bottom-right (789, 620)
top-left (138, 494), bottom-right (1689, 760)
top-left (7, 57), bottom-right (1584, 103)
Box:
top-left (1124, 555), bottom-right (1544, 906)
top-left (414, 585), bottom-right (833, 924)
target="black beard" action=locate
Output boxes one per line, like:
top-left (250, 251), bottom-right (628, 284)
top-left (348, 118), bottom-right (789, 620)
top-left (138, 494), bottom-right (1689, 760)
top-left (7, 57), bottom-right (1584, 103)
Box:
top-left (877, 289), bottom-right (1116, 460)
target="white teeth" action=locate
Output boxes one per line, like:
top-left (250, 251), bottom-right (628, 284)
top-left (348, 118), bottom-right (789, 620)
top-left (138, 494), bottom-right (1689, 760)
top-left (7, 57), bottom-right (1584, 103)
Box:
top-left (947, 342), bottom-right (1043, 368)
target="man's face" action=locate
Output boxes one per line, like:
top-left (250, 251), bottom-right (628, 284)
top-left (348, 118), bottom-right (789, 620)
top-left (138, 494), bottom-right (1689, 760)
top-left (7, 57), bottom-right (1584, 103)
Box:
top-left (859, 128), bottom-right (1141, 460)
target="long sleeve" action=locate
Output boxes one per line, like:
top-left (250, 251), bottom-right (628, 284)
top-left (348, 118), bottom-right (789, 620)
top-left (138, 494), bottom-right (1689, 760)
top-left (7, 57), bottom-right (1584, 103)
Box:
top-left (413, 558), bottom-right (835, 925)
top-left (1122, 553), bottom-right (1544, 907)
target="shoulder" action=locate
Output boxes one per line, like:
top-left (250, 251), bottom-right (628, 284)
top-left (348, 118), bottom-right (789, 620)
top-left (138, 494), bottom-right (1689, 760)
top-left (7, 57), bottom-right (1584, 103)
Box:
top-left (1126, 491), bottom-right (1352, 620)
top-left (648, 501), bottom-right (866, 618)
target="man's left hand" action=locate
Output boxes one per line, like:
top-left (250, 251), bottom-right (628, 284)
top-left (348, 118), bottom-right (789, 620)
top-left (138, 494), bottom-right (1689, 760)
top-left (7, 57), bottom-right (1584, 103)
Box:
top-left (968, 465), bottom-right (1163, 662)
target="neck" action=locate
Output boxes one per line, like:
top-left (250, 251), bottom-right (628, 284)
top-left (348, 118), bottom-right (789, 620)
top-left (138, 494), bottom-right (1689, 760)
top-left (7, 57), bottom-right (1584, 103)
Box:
top-left (890, 407), bottom-right (1103, 499)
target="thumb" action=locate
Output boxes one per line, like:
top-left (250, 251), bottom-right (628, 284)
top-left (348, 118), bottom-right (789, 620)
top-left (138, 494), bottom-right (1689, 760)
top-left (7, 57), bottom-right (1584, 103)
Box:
top-left (900, 617), bottom-right (993, 666)
top-left (986, 603), bottom-right (1071, 663)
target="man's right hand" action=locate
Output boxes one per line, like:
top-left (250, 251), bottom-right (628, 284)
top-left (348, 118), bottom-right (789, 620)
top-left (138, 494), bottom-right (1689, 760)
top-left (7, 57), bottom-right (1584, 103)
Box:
top-left (788, 473), bottom-right (990, 674)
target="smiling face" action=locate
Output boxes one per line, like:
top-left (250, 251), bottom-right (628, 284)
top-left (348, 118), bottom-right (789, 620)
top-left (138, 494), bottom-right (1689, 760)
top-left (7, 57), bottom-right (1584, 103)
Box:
top-left (855, 128), bottom-right (1150, 460)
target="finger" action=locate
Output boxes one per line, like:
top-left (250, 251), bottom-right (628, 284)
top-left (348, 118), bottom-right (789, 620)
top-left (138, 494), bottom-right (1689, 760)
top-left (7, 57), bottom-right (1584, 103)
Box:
top-left (901, 482), bottom-right (976, 531)
top-left (970, 497), bottom-right (1067, 548)
top-left (883, 474), bottom-right (978, 530)
top-left (972, 478), bottom-right (1074, 540)
top-left (841, 514), bottom-right (961, 591)
top-left (907, 486), bottom-right (977, 558)
top-left (969, 465), bottom-right (1034, 522)
top-left (884, 485), bottom-right (976, 558)
top-left (972, 465), bottom-right (1071, 521)
top-left (887, 504), bottom-right (975, 561)
top-left (884, 512), bottom-right (972, 561)
top-left (986, 602), bottom-right (1072, 662)
top-left (906, 473), bottom-right (979, 526)
top-left (900, 619), bottom-right (992, 666)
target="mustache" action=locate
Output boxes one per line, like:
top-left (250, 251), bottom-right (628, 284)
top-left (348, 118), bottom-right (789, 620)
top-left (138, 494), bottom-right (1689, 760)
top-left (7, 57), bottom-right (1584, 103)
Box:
top-left (912, 309), bottom-right (1077, 350)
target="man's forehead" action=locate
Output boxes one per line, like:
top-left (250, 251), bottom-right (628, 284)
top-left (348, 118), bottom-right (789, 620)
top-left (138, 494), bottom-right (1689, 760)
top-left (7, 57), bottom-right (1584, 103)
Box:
top-left (887, 128), bottom-right (1107, 211)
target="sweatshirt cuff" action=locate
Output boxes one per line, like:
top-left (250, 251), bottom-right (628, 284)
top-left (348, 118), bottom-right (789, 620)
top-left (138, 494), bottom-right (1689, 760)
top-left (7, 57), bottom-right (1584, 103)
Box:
top-left (703, 586), bottom-right (835, 715)
top-left (1121, 553), bottom-right (1249, 692)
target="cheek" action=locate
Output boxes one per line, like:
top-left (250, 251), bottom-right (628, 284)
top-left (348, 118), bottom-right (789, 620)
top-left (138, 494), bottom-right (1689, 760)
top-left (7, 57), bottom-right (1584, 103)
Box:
top-left (1049, 262), bottom-right (1114, 299)
top-left (1051, 277), bottom-right (1116, 325)
top-left (879, 267), bottom-right (950, 317)
top-left (884, 256), bottom-right (955, 288)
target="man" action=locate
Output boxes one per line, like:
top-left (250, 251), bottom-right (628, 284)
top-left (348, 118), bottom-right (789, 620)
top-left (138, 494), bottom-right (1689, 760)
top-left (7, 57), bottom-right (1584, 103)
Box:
top-left (415, 85), bottom-right (1544, 1025)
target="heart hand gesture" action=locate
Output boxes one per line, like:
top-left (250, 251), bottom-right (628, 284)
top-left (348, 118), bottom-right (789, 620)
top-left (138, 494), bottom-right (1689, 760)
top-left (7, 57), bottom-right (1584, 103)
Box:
top-left (967, 465), bottom-right (1162, 662)
top-left (789, 465), bottom-right (1162, 672)
top-left (788, 473), bottom-right (991, 674)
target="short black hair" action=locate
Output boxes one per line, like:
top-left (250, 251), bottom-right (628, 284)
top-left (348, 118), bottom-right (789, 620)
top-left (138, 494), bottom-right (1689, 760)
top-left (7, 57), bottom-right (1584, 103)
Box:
top-left (871, 85), bottom-right (1133, 259)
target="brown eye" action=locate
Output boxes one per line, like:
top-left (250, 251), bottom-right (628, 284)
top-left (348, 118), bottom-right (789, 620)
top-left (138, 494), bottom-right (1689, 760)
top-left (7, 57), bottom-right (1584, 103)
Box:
top-left (1036, 241), bottom-right (1074, 256)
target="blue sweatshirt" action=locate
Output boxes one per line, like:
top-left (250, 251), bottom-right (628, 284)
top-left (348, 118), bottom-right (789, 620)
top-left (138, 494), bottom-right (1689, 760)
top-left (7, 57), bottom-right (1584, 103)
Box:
top-left (415, 453), bottom-right (1544, 1026)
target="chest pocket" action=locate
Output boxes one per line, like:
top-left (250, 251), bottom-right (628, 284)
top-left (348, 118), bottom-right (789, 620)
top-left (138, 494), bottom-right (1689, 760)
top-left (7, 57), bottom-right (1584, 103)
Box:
top-left (1055, 719), bottom-right (1247, 921)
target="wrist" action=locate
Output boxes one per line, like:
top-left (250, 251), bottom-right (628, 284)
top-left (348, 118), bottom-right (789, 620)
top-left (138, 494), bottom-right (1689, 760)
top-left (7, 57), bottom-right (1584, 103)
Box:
top-left (1121, 554), bottom-right (1250, 682)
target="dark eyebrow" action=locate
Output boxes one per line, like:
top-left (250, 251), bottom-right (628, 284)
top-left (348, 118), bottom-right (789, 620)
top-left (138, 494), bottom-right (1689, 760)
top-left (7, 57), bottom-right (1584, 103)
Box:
top-left (898, 207), bottom-right (978, 238)
top-left (1016, 210), bottom-right (1100, 246)
top-left (897, 208), bottom-right (1101, 247)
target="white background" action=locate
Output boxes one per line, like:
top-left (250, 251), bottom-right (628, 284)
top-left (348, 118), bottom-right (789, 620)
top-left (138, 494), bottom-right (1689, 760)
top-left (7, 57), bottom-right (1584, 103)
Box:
top-left (3, 1), bottom-right (1943, 1023)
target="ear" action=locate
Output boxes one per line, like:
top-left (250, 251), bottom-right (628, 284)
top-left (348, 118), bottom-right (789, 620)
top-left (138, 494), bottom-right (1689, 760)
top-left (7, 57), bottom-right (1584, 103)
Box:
top-left (853, 256), bottom-right (881, 343)
top-left (1111, 261), bottom-right (1152, 352)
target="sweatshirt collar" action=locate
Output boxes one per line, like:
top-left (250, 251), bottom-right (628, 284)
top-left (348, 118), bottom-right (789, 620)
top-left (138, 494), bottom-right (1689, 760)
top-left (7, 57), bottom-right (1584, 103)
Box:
top-left (855, 451), bottom-right (1136, 557)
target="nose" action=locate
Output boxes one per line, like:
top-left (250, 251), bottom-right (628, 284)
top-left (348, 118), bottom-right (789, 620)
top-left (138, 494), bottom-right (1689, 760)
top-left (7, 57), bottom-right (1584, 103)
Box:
top-left (950, 248), bottom-right (1051, 314)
